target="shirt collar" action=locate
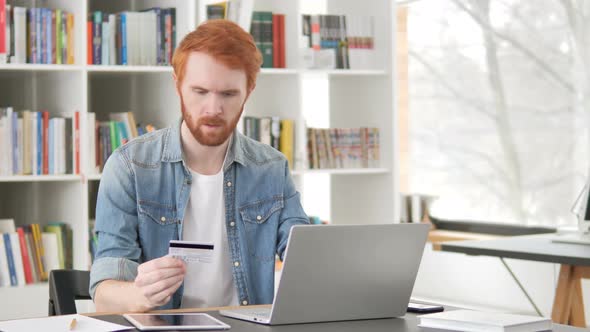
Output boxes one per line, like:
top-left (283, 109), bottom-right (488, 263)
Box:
top-left (162, 117), bottom-right (247, 170)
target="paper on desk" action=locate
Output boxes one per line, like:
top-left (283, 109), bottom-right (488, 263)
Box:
top-left (0, 314), bottom-right (132, 332)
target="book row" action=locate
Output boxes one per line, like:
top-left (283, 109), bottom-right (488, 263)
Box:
top-left (0, 108), bottom-right (80, 176)
top-left (0, 219), bottom-right (72, 287)
top-left (249, 12), bottom-right (285, 69)
top-left (301, 14), bottom-right (375, 70)
top-left (307, 127), bottom-right (380, 169)
top-left (0, 2), bottom-right (75, 64)
top-left (87, 112), bottom-right (157, 174)
top-left (241, 116), bottom-right (294, 169)
top-left (87, 9), bottom-right (177, 66)
top-left (205, 3), bottom-right (286, 69)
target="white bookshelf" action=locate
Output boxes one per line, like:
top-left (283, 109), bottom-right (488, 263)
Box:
top-left (0, 0), bottom-right (397, 320)
top-left (0, 175), bottom-right (82, 182)
top-left (0, 64), bottom-right (84, 71)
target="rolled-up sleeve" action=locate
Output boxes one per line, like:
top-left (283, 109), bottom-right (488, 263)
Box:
top-left (89, 150), bottom-right (142, 300)
top-left (276, 161), bottom-right (309, 260)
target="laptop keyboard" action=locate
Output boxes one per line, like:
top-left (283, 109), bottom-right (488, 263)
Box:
top-left (240, 308), bottom-right (271, 318)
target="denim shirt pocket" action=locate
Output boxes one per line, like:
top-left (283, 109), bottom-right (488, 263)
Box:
top-left (240, 197), bottom-right (284, 224)
top-left (239, 197), bottom-right (283, 262)
top-left (138, 200), bottom-right (178, 225)
top-left (137, 200), bottom-right (178, 250)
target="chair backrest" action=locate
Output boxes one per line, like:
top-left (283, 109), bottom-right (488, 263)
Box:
top-left (48, 269), bottom-right (91, 316)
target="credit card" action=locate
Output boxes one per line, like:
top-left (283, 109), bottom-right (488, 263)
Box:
top-left (168, 240), bottom-right (214, 264)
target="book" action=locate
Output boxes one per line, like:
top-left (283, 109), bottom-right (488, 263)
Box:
top-left (0, 0), bottom-right (6, 64)
top-left (417, 309), bottom-right (552, 332)
top-left (41, 232), bottom-right (60, 273)
top-left (0, 234), bottom-right (10, 286)
top-left (12, 7), bottom-right (27, 63)
top-left (279, 119), bottom-right (294, 169)
top-left (0, 219), bottom-right (15, 233)
top-left (16, 227), bottom-right (33, 284)
top-left (24, 228), bottom-right (39, 282)
top-left (29, 224), bottom-right (47, 281)
top-left (9, 233), bottom-right (25, 286)
top-left (44, 224), bottom-right (65, 269)
top-left (3, 233), bottom-right (17, 286)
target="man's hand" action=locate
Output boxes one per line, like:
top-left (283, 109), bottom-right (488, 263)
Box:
top-left (134, 256), bottom-right (186, 310)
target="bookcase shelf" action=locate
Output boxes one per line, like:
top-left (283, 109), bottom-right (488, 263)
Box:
top-left (0, 0), bottom-right (397, 320)
top-left (86, 168), bottom-right (390, 180)
top-left (292, 168), bottom-right (390, 176)
top-left (86, 65), bottom-right (173, 73)
top-left (84, 67), bottom-right (387, 76)
top-left (301, 69), bottom-right (389, 76)
top-left (0, 64), bottom-right (83, 72)
top-left (259, 68), bottom-right (299, 75)
top-left (0, 175), bottom-right (82, 183)
top-left (86, 174), bottom-right (102, 181)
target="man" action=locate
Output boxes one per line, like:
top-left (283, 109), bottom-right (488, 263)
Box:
top-left (90, 20), bottom-right (309, 312)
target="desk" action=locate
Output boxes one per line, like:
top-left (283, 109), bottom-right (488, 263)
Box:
top-left (91, 305), bottom-right (584, 331)
top-left (439, 234), bottom-right (590, 327)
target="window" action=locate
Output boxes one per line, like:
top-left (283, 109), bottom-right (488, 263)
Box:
top-left (400, 0), bottom-right (590, 226)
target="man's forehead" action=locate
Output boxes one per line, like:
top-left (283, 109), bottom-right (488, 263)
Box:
top-left (183, 53), bottom-right (247, 90)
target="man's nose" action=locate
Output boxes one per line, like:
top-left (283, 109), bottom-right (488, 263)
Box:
top-left (204, 94), bottom-right (223, 114)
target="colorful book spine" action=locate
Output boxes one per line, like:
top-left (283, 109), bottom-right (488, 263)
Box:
top-left (16, 227), bottom-right (33, 284)
top-left (36, 112), bottom-right (42, 175)
top-left (121, 13), bottom-right (127, 65)
top-left (66, 12), bottom-right (74, 64)
top-left (9, 233), bottom-right (26, 286)
top-left (0, 0), bottom-right (6, 63)
top-left (42, 111), bottom-right (49, 175)
top-left (3, 234), bottom-right (18, 286)
top-left (0, 235), bottom-right (10, 286)
top-left (74, 111), bottom-right (80, 174)
top-left (93, 11), bottom-right (102, 65)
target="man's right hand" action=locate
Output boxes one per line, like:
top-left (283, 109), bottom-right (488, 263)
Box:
top-left (134, 256), bottom-right (186, 310)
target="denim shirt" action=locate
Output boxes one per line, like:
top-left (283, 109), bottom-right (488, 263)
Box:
top-left (89, 119), bottom-right (309, 310)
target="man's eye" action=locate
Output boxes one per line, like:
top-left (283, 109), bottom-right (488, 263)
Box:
top-left (222, 92), bottom-right (236, 97)
top-left (193, 88), bottom-right (207, 95)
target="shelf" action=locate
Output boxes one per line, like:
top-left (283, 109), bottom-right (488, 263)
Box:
top-left (85, 169), bottom-right (389, 179)
top-left (0, 282), bottom-right (48, 291)
top-left (84, 66), bottom-right (386, 76)
top-left (0, 175), bottom-right (82, 183)
top-left (86, 65), bottom-right (173, 73)
top-left (87, 174), bottom-right (102, 181)
top-left (291, 168), bottom-right (389, 175)
top-left (259, 68), bottom-right (299, 75)
top-left (0, 64), bottom-right (83, 72)
top-left (0, 283), bottom-right (49, 320)
top-left (300, 69), bottom-right (388, 76)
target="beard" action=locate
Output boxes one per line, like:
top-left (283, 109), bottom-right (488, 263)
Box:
top-left (180, 93), bottom-right (243, 146)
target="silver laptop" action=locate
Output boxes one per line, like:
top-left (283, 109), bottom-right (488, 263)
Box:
top-left (219, 223), bottom-right (429, 325)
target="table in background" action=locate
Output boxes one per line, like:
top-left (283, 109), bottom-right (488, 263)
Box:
top-left (439, 234), bottom-right (590, 327)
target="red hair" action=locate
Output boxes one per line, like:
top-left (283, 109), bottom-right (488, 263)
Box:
top-left (172, 20), bottom-right (262, 91)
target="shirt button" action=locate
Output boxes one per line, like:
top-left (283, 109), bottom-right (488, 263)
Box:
top-left (242, 300), bottom-right (248, 306)
top-left (160, 217), bottom-right (166, 222)
top-left (227, 181), bottom-right (232, 187)
top-left (230, 222), bottom-right (235, 227)
top-left (234, 261), bottom-right (240, 267)
top-left (256, 215), bottom-right (262, 221)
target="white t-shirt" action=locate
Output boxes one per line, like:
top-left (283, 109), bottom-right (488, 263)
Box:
top-left (180, 166), bottom-right (239, 308)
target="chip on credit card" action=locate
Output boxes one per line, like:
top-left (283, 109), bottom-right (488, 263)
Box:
top-left (169, 240), bottom-right (214, 264)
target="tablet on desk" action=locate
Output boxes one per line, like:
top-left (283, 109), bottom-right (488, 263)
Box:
top-left (123, 313), bottom-right (230, 331)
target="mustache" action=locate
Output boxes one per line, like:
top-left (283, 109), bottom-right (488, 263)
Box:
top-left (198, 116), bottom-right (225, 126)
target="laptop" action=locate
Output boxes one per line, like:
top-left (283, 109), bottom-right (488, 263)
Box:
top-left (219, 223), bottom-right (429, 325)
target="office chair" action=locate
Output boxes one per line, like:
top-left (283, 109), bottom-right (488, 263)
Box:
top-left (48, 269), bottom-right (91, 316)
